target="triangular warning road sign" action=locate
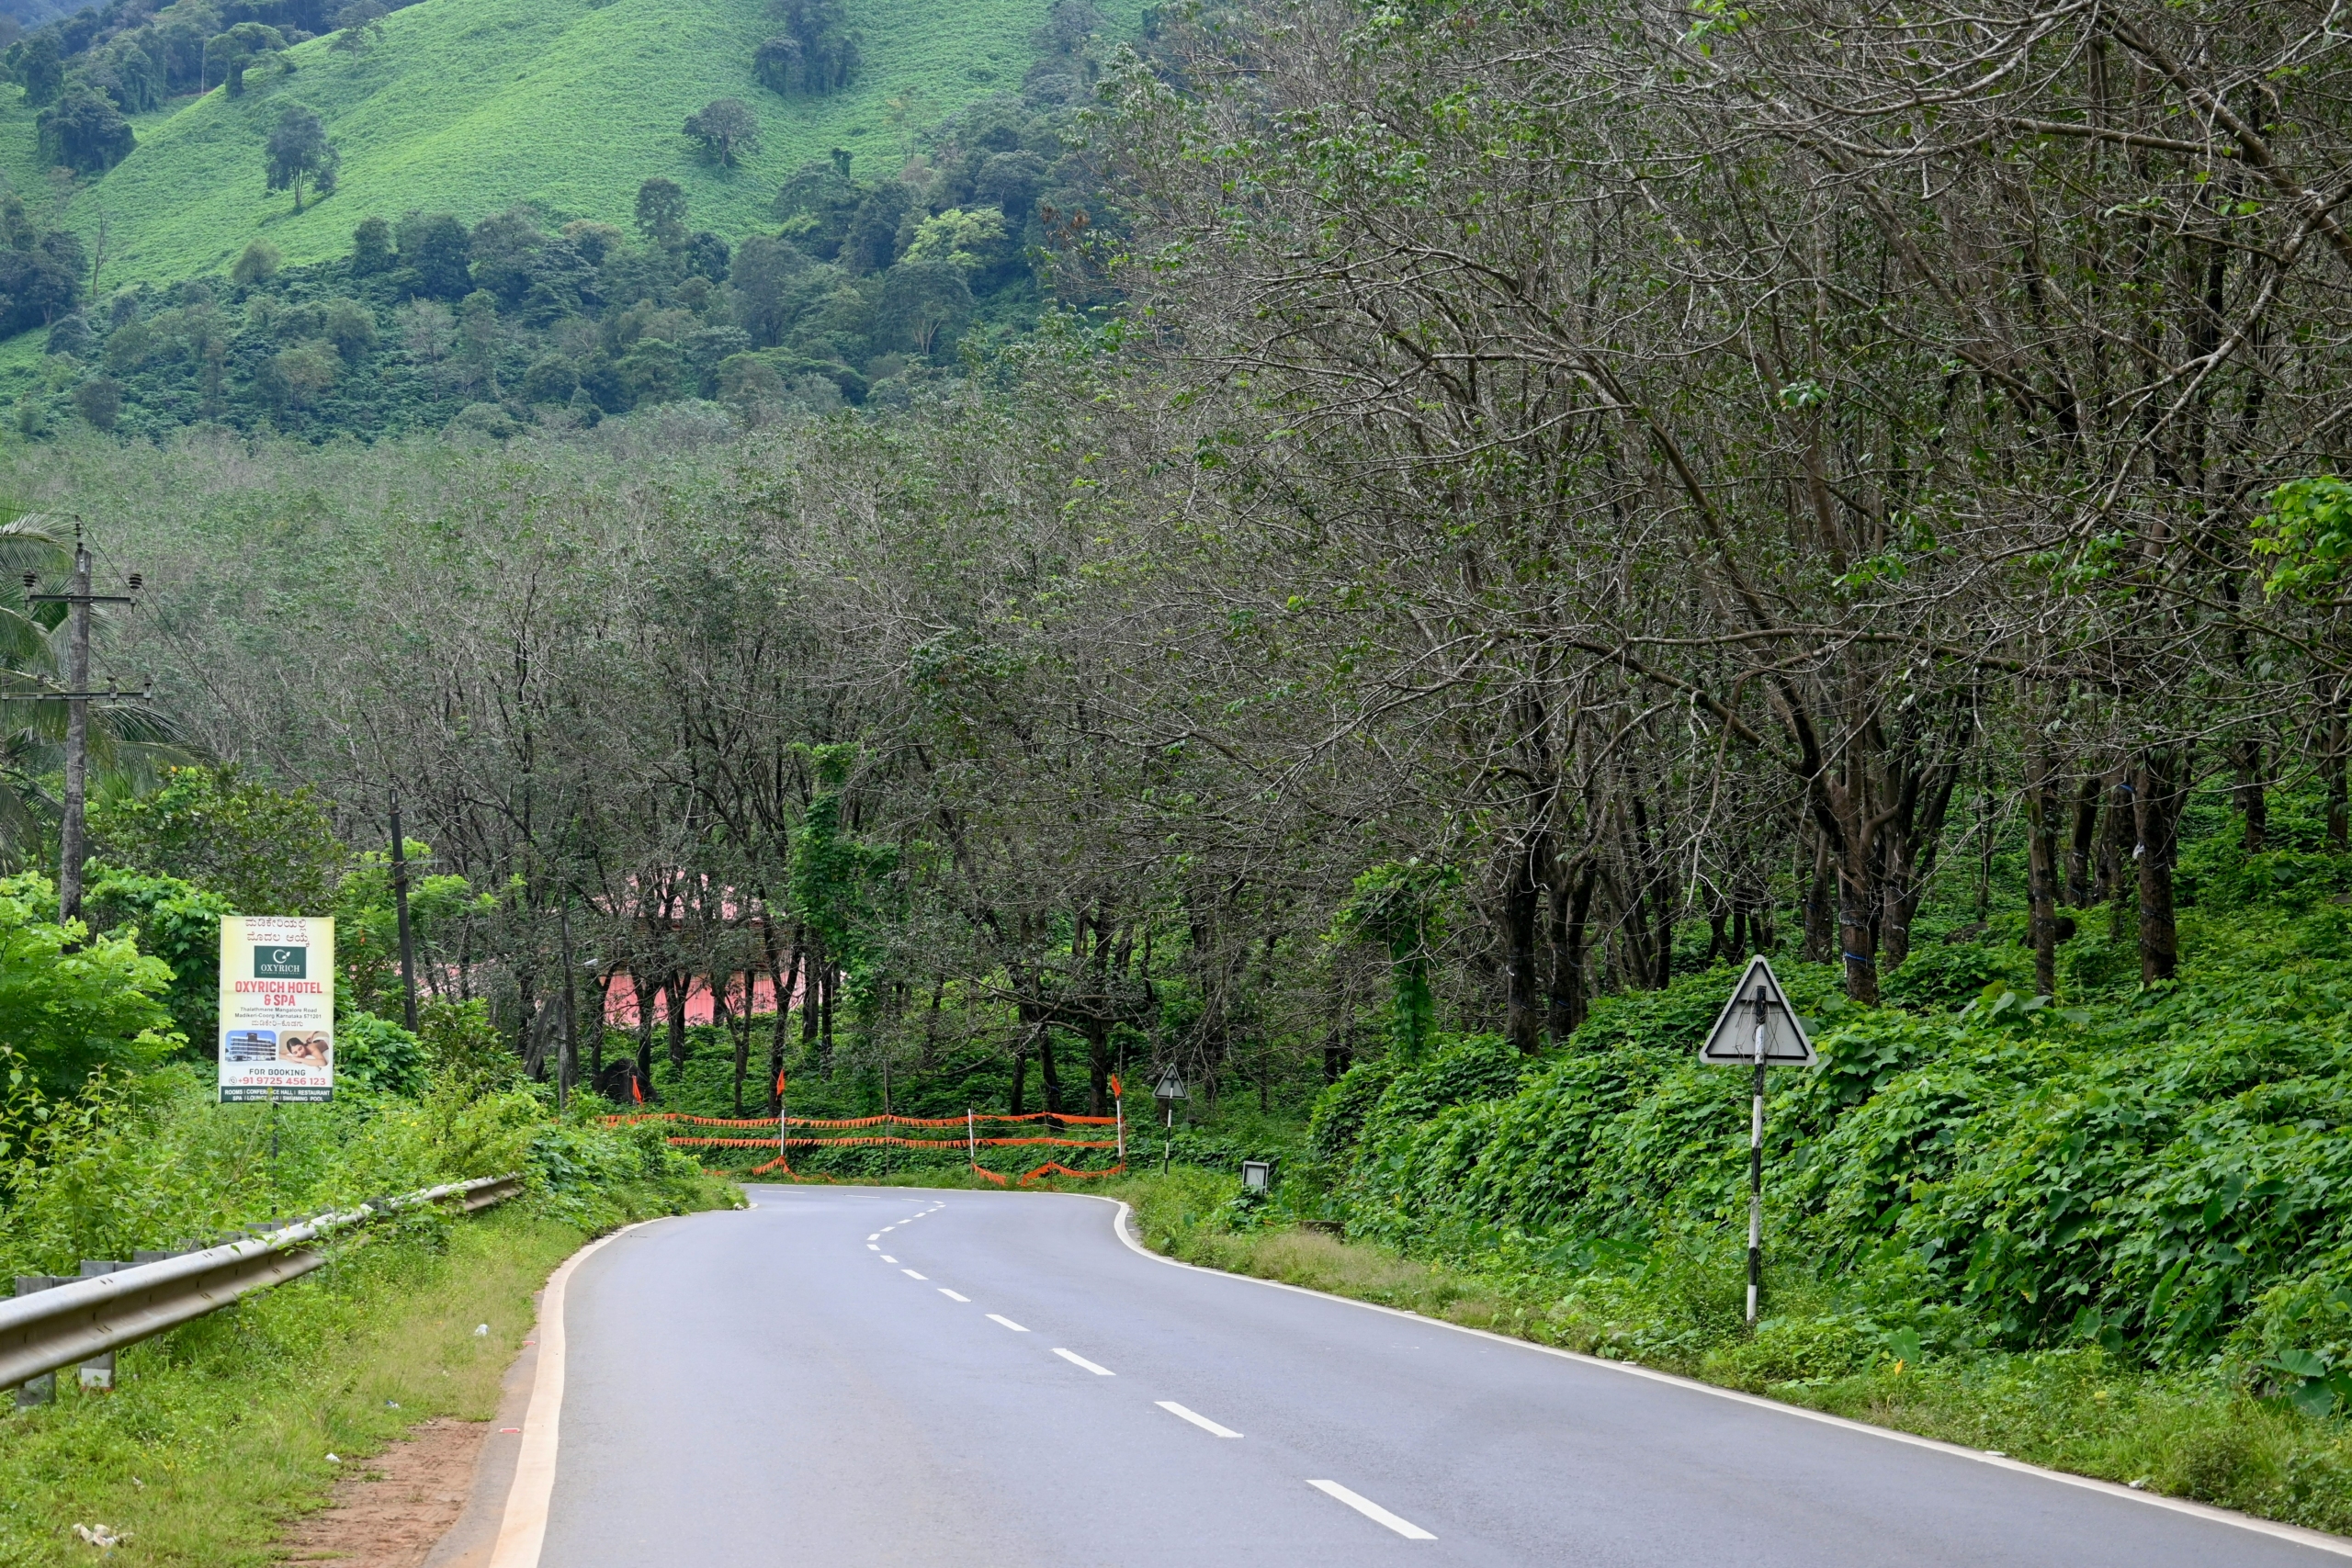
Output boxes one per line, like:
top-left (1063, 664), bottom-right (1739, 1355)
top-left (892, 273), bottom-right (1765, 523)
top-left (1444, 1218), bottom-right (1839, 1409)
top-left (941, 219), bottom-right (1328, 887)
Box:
top-left (1700, 956), bottom-right (1817, 1066)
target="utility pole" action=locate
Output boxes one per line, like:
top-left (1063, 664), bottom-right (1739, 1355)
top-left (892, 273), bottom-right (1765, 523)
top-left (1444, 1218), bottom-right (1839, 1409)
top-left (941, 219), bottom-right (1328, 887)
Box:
top-left (389, 786), bottom-right (419, 1032)
top-left (27, 526), bottom-right (140, 927)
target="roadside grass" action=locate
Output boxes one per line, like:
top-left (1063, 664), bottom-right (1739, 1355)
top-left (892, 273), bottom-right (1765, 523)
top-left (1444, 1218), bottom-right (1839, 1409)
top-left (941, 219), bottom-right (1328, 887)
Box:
top-left (0, 1187), bottom-right (714, 1566)
top-left (1109, 1169), bottom-right (2352, 1540)
top-left (6, 0), bottom-right (1149, 295)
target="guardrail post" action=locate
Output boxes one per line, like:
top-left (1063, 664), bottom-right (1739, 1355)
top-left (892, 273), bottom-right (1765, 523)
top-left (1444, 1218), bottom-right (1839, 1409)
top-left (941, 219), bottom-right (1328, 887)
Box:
top-left (8, 1276), bottom-right (68, 1406)
top-left (77, 1261), bottom-right (130, 1389)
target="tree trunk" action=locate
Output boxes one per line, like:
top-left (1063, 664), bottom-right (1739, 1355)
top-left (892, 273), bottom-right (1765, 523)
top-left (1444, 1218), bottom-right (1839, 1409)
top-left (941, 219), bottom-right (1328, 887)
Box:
top-left (1085, 1017), bottom-right (1112, 1116)
top-left (2233, 737), bottom-right (2268, 852)
top-left (2103, 767), bottom-right (2133, 942)
top-left (818, 965), bottom-right (836, 1072)
top-left (632, 970), bottom-right (660, 1098)
top-left (2328, 699), bottom-right (2349, 852)
top-left (2025, 749), bottom-right (2061, 998)
top-left (1323, 1023), bottom-right (1351, 1083)
top-left (665, 972), bottom-right (689, 1074)
top-left (592, 972), bottom-right (613, 1078)
top-left (799, 953), bottom-right (821, 1072)
top-left (1835, 824), bottom-right (1880, 1005)
top-left (1008, 1038), bottom-right (1029, 1114)
top-left (2066, 774), bottom-right (2101, 907)
top-left (1547, 858), bottom-right (1596, 1042)
top-left (2133, 746), bottom-right (2191, 984)
top-left (516, 971), bottom-right (538, 1072)
top-left (1879, 738), bottom-right (1967, 973)
top-left (730, 970), bottom-right (752, 1118)
top-left (1802, 826), bottom-right (1834, 963)
top-left (1502, 837), bottom-right (1545, 1055)
top-left (1037, 1026), bottom-right (1064, 1113)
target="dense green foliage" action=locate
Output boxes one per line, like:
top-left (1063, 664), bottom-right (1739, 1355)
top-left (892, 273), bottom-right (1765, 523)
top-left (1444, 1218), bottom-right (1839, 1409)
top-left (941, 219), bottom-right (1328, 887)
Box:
top-left (1299, 844), bottom-right (2352, 1426)
top-left (0, 872), bottom-right (175, 1100)
top-left (0, 0), bottom-right (1137, 305)
top-left (6, 73), bottom-right (1109, 437)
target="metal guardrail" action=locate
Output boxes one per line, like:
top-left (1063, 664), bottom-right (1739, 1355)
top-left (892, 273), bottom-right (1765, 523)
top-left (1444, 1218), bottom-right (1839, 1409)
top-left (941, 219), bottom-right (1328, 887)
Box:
top-left (0, 1173), bottom-right (524, 1396)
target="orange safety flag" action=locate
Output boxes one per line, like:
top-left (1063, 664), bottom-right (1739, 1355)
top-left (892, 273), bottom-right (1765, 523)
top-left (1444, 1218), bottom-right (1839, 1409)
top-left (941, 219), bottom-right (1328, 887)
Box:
top-left (775, 1069), bottom-right (788, 1098)
top-left (1109, 1074), bottom-right (1123, 1100)
top-left (630, 1077), bottom-right (644, 1105)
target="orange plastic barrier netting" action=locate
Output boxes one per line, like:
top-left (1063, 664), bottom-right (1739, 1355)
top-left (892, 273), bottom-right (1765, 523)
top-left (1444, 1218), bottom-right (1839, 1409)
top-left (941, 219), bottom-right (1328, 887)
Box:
top-left (783, 1111), bottom-right (1120, 1128)
top-left (605, 1110), bottom-right (1120, 1130)
top-left (604, 1113), bottom-right (781, 1129)
top-left (971, 1160), bottom-right (1126, 1187)
top-left (733, 1148), bottom-right (1123, 1188)
top-left (705, 1138), bottom-right (1119, 1152)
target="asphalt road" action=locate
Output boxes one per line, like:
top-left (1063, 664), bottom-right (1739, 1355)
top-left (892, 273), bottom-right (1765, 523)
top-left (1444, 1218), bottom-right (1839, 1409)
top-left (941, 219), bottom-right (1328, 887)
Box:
top-left (537, 1187), bottom-right (2347, 1567)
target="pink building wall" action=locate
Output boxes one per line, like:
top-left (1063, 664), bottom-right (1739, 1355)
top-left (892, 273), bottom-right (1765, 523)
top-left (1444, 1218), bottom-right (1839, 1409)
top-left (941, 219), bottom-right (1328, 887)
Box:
top-left (599, 971), bottom-right (800, 1027)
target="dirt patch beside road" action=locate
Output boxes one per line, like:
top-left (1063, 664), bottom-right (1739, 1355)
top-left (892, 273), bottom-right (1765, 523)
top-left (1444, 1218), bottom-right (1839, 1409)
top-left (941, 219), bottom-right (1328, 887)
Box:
top-left (277, 1418), bottom-right (489, 1566)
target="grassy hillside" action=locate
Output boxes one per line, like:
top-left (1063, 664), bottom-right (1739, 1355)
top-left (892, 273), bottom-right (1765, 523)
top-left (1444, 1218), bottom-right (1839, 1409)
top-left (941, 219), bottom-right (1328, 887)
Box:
top-left (9, 0), bottom-right (1127, 289)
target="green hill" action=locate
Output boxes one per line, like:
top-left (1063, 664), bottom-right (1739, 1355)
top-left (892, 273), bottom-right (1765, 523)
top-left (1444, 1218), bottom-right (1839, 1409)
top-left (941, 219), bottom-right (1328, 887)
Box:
top-left (6, 0), bottom-right (1122, 288)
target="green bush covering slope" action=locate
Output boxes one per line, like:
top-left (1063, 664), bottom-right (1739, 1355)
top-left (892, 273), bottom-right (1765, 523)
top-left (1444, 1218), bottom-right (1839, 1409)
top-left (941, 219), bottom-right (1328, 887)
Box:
top-left (1307, 841), bottom-right (2352, 1410)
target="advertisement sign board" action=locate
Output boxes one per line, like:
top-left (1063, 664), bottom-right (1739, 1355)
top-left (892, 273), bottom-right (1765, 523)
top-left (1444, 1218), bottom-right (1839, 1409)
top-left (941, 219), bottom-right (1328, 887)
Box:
top-left (218, 916), bottom-right (335, 1102)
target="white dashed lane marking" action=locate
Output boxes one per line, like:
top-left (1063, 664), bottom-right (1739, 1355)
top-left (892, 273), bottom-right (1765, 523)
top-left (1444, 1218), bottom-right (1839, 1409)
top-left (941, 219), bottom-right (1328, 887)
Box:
top-left (1158, 1402), bottom-right (1241, 1438)
top-left (1307, 1481), bottom-right (1436, 1540)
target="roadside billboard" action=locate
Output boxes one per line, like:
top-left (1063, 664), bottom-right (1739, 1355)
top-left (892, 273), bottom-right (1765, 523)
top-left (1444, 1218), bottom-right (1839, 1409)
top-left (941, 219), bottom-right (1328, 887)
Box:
top-left (218, 915), bottom-right (335, 1103)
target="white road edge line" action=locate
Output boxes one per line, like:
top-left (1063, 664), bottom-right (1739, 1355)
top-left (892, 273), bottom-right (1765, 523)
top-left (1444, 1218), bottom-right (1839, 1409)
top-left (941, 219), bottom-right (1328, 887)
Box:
top-left (903, 1269), bottom-right (928, 1280)
top-left (940, 1289), bottom-right (971, 1303)
top-left (484, 1215), bottom-right (676, 1568)
top-left (1052, 1348), bottom-right (1114, 1376)
top-left (1081, 1197), bottom-right (2352, 1562)
top-left (987, 1314), bottom-right (1029, 1332)
top-left (1157, 1400), bottom-right (1241, 1438)
top-left (1308, 1480), bottom-right (1435, 1540)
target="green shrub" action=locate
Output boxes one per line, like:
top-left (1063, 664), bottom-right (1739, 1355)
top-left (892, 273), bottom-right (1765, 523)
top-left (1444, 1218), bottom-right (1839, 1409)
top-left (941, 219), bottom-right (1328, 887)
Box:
top-left (1308, 1056), bottom-right (1396, 1164)
top-left (335, 1011), bottom-right (428, 1098)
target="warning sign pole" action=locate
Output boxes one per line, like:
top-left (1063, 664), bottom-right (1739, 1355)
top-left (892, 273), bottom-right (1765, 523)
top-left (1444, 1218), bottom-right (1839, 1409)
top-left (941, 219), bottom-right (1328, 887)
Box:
top-left (1700, 956), bottom-right (1818, 1328)
top-left (1747, 993), bottom-right (1766, 1325)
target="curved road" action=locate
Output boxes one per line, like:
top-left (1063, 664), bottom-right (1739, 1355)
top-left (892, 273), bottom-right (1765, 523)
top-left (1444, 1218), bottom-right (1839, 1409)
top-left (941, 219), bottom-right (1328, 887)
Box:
top-left (531, 1186), bottom-right (2349, 1566)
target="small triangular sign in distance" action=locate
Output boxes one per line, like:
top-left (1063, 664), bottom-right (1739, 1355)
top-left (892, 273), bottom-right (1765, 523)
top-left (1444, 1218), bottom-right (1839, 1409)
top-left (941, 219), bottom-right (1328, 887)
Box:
top-left (1700, 955), bottom-right (1817, 1066)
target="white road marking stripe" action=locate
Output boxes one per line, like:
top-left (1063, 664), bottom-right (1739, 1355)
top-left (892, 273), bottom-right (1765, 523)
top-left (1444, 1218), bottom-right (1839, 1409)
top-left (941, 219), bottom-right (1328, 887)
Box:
top-left (1157, 1401), bottom-right (1241, 1438)
top-left (866, 1245), bottom-right (878, 1251)
top-left (939, 1289), bottom-right (970, 1303)
top-left (903, 1269), bottom-right (927, 1280)
top-left (987, 1314), bottom-right (1029, 1332)
top-left (1053, 1348), bottom-right (1114, 1376)
top-left (483, 1217), bottom-right (673, 1568)
top-left (880, 1256), bottom-right (897, 1263)
top-left (1308, 1481), bottom-right (1435, 1540)
top-left (866, 1234), bottom-right (879, 1241)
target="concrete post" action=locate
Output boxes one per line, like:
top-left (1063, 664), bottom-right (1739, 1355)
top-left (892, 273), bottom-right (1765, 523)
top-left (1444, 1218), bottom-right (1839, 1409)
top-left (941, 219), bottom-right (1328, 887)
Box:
top-left (8, 1276), bottom-right (69, 1405)
top-left (78, 1259), bottom-right (130, 1389)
